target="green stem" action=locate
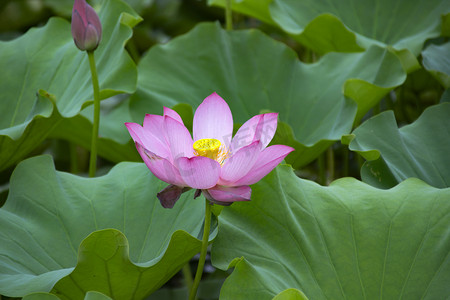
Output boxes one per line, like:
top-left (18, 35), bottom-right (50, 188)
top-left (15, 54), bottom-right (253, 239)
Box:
top-left (87, 50), bottom-right (100, 177)
top-left (188, 199), bottom-right (212, 300)
top-left (225, 0), bottom-right (233, 31)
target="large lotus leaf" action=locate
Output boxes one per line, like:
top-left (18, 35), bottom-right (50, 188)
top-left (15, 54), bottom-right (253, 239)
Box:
top-left (211, 165), bottom-right (450, 299)
top-left (49, 98), bottom-right (194, 164)
top-left (51, 229), bottom-right (204, 299)
top-left (0, 0), bottom-right (141, 171)
top-left (48, 114), bottom-right (139, 163)
top-left (48, 98), bottom-right (140, 163)
top-left (208, 0), bottom-right (275, 26)
top-left (273, 289), bottom-right (308, 300)
top-left (24, 291), bottom-right (112, 300)
top-left (0, 155), bottom-right (211, 298)
top-left (84, 292), bottom-right (113, 300)
top-left (441, 89), bottom-right (450, 103)
top-left (358, 157), bottom-right (401, 190)
top-left (422, 42), bottom-right (450, 88)
top-left (0, 90), bottom-right (61, 171)
top-left (346, 102), bottom-right (450, 189)
top-left (208, 0), bottom-right (363, 54)
top-left (129, 22), bottom-right (405, 168)
top-left (209, 0), bottom-right (448, 58)
top-left (270, 0), bottom-right (449, 56)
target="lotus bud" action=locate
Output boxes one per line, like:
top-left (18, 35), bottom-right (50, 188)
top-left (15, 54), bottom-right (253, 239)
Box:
top-left (71, 0), bottom-right (102, 51)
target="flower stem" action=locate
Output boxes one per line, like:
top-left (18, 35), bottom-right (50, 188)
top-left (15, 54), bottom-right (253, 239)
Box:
top-left (188, 199), bottom-right (212, 300)
top-left (87, 50), bottom-right (100, 177)
top-left (225, 0), bottom-right (233, 31)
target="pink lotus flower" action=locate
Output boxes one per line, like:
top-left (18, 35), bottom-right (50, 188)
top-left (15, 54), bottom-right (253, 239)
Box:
top-left (125, 93), bottom-right (294, 208)
top-left (71, 0), bottom-right (102, 51)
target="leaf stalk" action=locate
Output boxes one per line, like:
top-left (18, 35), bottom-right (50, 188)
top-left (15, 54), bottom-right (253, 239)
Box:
top-left (225, 0), bottom-right (233, 31)
top-left (87, 50), bottom-right (100, 177)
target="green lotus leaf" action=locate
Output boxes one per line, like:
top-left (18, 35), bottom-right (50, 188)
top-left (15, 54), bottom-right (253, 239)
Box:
top-left (23, 293), bottom-right (62, 300)
top-left (0, 90), bottom-right (62, 172)
top-left (209, 0), bottom-right (363, 53)
top-left (0, 155), bottom-right (211, 298)
top-left (209, 0), bottom-right (448, 59)
top-left (48, 98), bottom-right (140, 163)
top-left (422, 42), bottom-right (450, 88)
top-left (0, 0), bottom-right (141, 171)
top-left (359, 156), bottom-right (400, 190)
top-left (49, 99), bottom-right (196, 165)
top-left (270, 0), bottom-right (448, 55)
top-left (84, 292), bottom-right (113, 300)
top-left (129, 22), bottom-right (405, 168)
top-left (51, 229), bottom-right (202, 299)
top-left (348, 102), bottom-right (450, 188)
top-left (23, 291), bottom-right (112, 300)
top-left (212, 165), bottom-right (450, 299)
top-left (208, 0), bottom-right (275, 25)
top-left (84, 291), bottom-right (112, 300)
top-left (50, 98), bottom-right (198, 164)
top-left (273, 289), bottom-right (309, 300)
top-left (441, 89), bottom-right (450, 103)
